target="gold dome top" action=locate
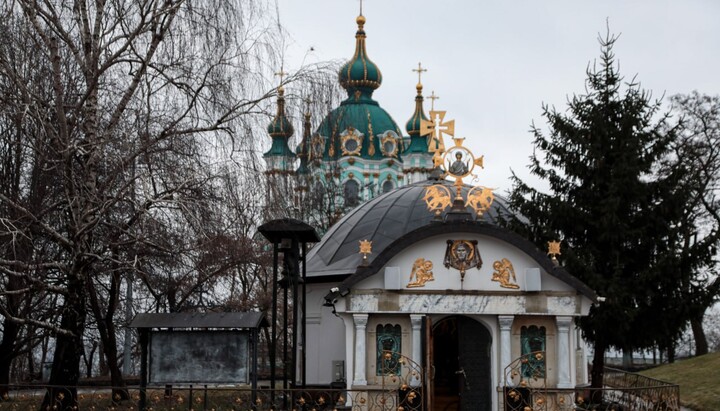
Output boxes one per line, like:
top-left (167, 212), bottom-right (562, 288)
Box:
top-left (356, 14), bottom-right (366, 28)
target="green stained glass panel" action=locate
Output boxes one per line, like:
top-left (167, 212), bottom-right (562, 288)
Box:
top-left (376, 324), bottom-right (401, 376)
top-left (521, 325), bottom-right (546, 378)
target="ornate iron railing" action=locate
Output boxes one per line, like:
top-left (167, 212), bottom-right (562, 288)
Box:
top-left (503, 352), bottom-right (680, 411)
top-left (0, 352), bottom-right (421, 411)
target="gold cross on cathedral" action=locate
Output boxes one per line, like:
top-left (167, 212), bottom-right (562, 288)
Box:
top-left (427, 91), bottom-right (439, 111)
top-left (412, 62), bottom-right (427, 84)
top-left (274, 68), bottom-right (288, 87)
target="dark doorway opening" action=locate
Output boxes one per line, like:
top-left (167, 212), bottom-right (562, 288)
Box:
top-left (431, 316), bottom-right (492, 411)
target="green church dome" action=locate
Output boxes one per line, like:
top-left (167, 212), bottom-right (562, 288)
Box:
top-left (264, 86), bottom-right (296, 158)
top-left (317, 14), bottom-right (402, 161)
top-left (338, 15), bottom-right (382, 96)
top-left (405, 82), bottom-right (431, 153)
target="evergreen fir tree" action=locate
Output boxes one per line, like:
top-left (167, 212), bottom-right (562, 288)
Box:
top-left (507, 33), bottom-right (685, 389)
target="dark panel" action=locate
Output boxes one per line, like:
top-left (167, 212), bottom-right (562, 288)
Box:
top-left (149, 330), bottom-right (249, 384)
top-left (458, 317), bottom-right (492, 411)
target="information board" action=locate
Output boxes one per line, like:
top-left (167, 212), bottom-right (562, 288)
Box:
top-left (149, 330), bottom-right (249, 384)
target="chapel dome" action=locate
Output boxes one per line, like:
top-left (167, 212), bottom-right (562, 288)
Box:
top-left (306, 180), bottom-right (517, 276)
top-left (338, 15), bottom-right (382, 93)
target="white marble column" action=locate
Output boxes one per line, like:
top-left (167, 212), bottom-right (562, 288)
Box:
top-left (410, 314), bottom-right (424, 386)
top-left (556, 316), bottom-right (573, 388)
top-left (353, 314), bottom-right (369, 386)
top-left (498, 315), bottom-right (514, 375)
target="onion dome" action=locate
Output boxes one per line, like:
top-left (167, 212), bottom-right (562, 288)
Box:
top-left (264, 86), bottom-right (296, 158)
top-left (315, 14), bottom-right (402, 161)
top-left (405, 82), bottom-right (431, 153)
top-left (338, 15), bottom-right (382, 100)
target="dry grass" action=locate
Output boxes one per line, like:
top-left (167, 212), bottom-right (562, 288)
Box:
top-left (639, 351), bottom-right (720, 411)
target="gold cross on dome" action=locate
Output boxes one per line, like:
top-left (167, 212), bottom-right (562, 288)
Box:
top-left (427, 90), bottom-right (439, 111)
top-left (412, 62), bottom-right (427, 84)
top-left (420, 110), bottom-right (455, 153)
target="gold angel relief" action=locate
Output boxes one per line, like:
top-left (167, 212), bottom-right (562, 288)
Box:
top-left (491, 258), bottom-right (520, 289)
top-left (407, 258), bottom-right (434, 288)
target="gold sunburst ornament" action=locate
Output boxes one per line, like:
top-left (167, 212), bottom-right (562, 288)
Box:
top-left (548, 240), bottom-right (561, 265)
top-left (359, 239), bottom-right (372, 265)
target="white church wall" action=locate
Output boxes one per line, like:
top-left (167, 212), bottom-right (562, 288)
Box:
top-left (304, 283), bottom-right (347, 385)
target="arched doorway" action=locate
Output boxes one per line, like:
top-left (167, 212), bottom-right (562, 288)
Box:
top-left (431, 316), bottom-right (492, 411)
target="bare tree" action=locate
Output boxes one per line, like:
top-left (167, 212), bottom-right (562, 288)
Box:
top-left (0, 0), bottom-right (296, 406)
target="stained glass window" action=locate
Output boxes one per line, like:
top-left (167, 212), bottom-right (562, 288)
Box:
top-left (376, 324), bottom-right (401, 376)
top-left (520, 325), bottom-right (546, 378)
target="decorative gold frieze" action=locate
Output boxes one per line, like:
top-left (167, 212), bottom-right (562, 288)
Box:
top-left (407, 258), bottom-right (434, 288)
top-left (491, 258), bottom-right (520, 289)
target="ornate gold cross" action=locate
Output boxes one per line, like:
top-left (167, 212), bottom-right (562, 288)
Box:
top-left (412, 62), bottom-right (427, 84)
top-left (420, 110), bottom-right (455, 153)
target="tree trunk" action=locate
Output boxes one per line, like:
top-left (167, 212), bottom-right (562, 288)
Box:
top-left (690, 315), bottom-right (709, 356)
top-left (590, 340), bottom-right (607, 405)
top-left (40, 274), bottom-right (87, 411)
top-left (0, 306), bottom-right (21, 400)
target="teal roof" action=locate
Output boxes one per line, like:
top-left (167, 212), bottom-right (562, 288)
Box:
top-left (264, 87), bottom-right (296, 159)
top-left (316, 14), bottom-right (401, 161)
top-left (316, 98), bottom-right (402, 160)
top-left (338, 15), bottom-right (382, 100)
top-left (404, 83), bottom-right (431, 154)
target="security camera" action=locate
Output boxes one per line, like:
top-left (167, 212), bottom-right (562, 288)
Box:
top-left (596, 296), bottom-right (606, 303)
top-left (330, 287), bottom-right (340, 293)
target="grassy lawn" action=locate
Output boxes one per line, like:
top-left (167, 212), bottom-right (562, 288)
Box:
top-left (639, 351), bottom-right (720, 411)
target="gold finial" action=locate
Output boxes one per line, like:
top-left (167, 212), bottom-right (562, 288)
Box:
top-left (427, 91), bottom-right (439, 111)
top-left (412, 62), bottom-right (427, 87)
top-left (548, 240), bottom-right (561, 265)
top-left (359, 239), bottom-right (372, 264)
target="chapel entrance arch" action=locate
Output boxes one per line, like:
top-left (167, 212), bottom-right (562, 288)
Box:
top-left (430, 315), bottom-right (492, 411)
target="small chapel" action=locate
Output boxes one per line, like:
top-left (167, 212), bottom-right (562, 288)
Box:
top-left (262, 10), bottom-right (598, 411)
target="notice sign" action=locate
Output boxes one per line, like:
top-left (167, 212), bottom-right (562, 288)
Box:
top-left (149, 330), bottom-right (249, 384)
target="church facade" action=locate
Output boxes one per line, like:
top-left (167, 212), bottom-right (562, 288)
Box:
top-left (263, 11), bottom-right (597, 411)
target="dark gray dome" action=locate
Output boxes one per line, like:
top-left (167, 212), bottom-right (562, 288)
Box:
top-left (306, 180), bottom-right (517, 277)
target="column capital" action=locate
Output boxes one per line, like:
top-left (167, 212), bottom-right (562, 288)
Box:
top-left (556, 316), bottom-right (573, 329)
top-left (353, 313), bottom-right (369, 327)
top-left (498, 315), bottom-right (514, 330)
top-left (410, 314), bottom-right (424, 329)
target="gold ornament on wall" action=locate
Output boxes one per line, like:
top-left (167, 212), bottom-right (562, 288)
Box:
top-left (491, 258), bottom-right (520, 289)
top-left (443, 239), bottom-right (482, 286)
top-left (407, 258), bottom-right (434, 288)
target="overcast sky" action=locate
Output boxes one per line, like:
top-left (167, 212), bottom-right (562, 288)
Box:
top-left (275, 1), bottom-right (720, 193)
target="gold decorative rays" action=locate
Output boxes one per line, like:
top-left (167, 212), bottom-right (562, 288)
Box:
top-left (548, 240), bottom-right (561, 265)
top-left (359, 239), bottom-right (372, 264)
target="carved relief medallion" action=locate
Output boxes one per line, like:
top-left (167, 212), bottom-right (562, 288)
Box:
top-left (444, 239), bottom-right (482, 282)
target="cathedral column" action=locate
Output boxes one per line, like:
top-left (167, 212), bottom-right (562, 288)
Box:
top-left (410, 314), bottom-right (423, 386)
top-left (556, 316), bottom-right (573, 388)
top-left (353, 314), bottom-right (369, 386)
top-left (498, 315), bottom-right (514, 373)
